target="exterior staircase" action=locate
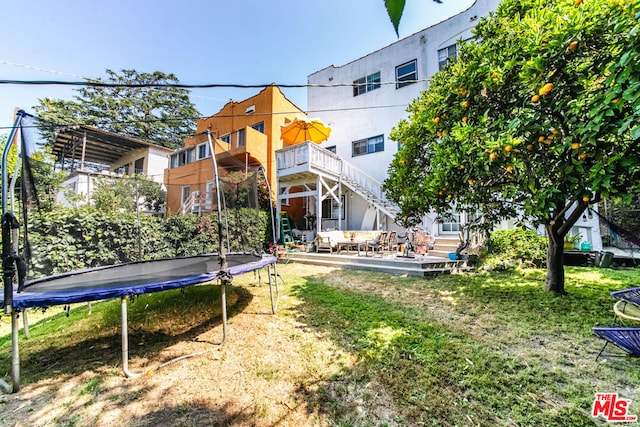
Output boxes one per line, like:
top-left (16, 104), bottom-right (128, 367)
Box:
top-left (276, 141), bottom-right (401, 223)
top-left (429, 235), bottom-right (462, 258)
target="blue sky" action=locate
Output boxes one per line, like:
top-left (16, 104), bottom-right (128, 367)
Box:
top-left (0, 0), bottom-right (474, 130)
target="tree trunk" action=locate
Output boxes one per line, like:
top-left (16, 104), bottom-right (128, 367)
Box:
top-left (545, 228), bottom-right (566, 294)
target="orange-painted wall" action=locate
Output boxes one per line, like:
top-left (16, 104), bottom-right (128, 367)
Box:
top-left (165, 85), bottom-right (305, 214)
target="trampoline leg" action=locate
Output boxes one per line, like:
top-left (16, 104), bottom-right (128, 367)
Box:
top-left (268, 264), bottom-right (280, 314)
top-left (121, 297), bottom-right (141, 378)
top-left (220, 282), bottom-right (227, 346)
top-left (11, 310), bottom-right (19, 392)
top-left (22, 309), bottom-right (29, 339)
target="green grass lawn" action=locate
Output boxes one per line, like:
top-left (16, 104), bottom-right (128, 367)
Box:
top-left (289, 266), bottom-right (640, 426)
top-left (0, 265), bottom-right (638, 426)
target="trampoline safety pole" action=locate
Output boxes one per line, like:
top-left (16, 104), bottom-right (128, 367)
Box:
top-left (121, 296), bottom-right (141, 378)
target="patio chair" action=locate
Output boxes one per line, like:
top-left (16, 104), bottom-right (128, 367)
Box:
top-left (387, 231), bottom-right (398, 254)
top-left (594, 291), bottom-right (640, 359)
top-left (593, 327), bottom-right (640, 359)
top-left (366, 231), bottom-right (388, 256)
top-left (611, 287), bottom-right (640, 306)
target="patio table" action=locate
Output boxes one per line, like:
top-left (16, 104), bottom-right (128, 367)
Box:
top-left (338, 240), bottom-right (367, 256)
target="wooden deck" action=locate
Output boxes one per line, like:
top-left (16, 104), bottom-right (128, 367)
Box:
top-left (278, 250), bottom-right (467, 277)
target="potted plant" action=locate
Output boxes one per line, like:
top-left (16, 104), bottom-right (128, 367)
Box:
top-left (564, 233), bottom-right (580, 249)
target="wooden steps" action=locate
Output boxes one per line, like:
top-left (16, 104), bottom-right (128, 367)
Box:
top-left (428, 235), bottom-right (462, 258)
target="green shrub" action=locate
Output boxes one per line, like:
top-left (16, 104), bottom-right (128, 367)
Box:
top-left (486, 229), bottom-right (547, 268)
top-left (25, 207), bottom-right (270, 278)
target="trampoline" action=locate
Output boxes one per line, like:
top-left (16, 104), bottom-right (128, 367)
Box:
top-left (1, 113), bottom-right (283, 393)
top-left (6, 252), bottom-right (275, 309)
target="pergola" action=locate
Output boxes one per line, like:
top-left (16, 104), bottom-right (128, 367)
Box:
top-left (52, 125), bottom-right (161, 172)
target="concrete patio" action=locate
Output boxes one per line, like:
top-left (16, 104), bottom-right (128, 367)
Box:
top-left (278, 250), bottom-right (467, 277)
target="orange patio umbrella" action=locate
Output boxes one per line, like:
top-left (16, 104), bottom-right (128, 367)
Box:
top-left (280, 117), bottom-right (331, 145)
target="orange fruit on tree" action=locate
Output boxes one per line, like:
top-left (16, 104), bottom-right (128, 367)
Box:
top-left (612, 98), bottom-right (620, 104)
top-left (531, 94), bottom-right (540, 103)
top-left (575, 0), bottom-right (582, 5)
top-left (506, 165), bottom-right (514, 173)
top-left (551, 128), bottom-right (559, 136)
top-left (462, 116), bottom-right (468, 123)
top-left (489, 152), bottom-right (498, 160)
top-left (579, 153), bottom-right (587, 160)
top-left (504, 145), bottom-right (513, 152)
top-left (526, 144), bottom-right (534, 151)
top-left (461, 100), bottom-right (470, 108)
top-left (433, 117), bottom-right (440, 123)
top-left (571, 142), bottom-right (581, 150)
top-left (568, 41), bottom-right (578, 51)
top-left (539, 83), bottom-right (554, 96)
top-left (459, 164), bottom-right (465, 169)
top-left (468, 178), bottom-right (474, 185)
top-left (582, 195), bottom-right (590, 202)
top-left (538, 136), bottom-right (546, 143)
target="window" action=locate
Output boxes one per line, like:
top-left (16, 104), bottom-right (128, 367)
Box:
top-left (367, 72), bottom-right (381, 92)
top-left (169, 148), bottom-right (195, 168)
top-left (197, 142), bottom-right (211, 160)
top-left (396, 60), bottom-right (417, 88)
top-left (279, 187), bottom-right (289, 206)
top-left (353, 71), bottom-right (380, 96)
top-left (321, 196), bottom-right (345, 220)
top-left (134, 157), bottom-right (144, 175)
top-left (325, 145), bottom-right (337, 153)
top-left (438, 44), bottom-right (458, 70)
top-left (352, 135), bottom-right (384, 157)
top-left (114, 164), bottom-right (129, 175)
top-left (251, 121), bottom-right (264, 133)
top-left (237, 128), bottom-right (246, 147)
top-left (181, 186), bottom-right (191, 204)
top-left (220, 134), bottom-right (231, 144)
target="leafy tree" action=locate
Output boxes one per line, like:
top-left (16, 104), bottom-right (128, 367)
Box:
top-left (27, 149), bottom-right (68, 212)
top-left (91, 175), bottom-right (165, 214)
top-left (34, 69), bottom-right (199, 148)
top-left (384, 0), bottom-right (640, 294)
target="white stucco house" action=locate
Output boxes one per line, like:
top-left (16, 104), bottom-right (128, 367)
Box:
top-left (292, 0), bottom-right (602, 252)
top-left (51, 125), bottom-right (172, 213)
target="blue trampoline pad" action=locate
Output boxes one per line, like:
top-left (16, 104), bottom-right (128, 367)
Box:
top-left (1, 253), bottom-right (276, 309)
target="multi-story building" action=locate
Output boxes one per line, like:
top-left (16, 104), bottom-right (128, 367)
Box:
top-left (164, 85), bottom-right (307, 216)
top-left (297, 0), bottom-right (602, 251)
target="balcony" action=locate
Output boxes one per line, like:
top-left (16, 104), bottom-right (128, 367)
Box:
top-left (276, 141), bottom-right (384, 200)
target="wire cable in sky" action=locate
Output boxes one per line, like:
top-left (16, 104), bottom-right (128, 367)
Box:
top-left (0, 79), bottom-right (427, 89)
top-left (0, 104), bottom-right (409, 131)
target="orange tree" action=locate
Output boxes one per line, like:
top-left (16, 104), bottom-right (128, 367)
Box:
top-left (384, 0), bottom-right (640, 294)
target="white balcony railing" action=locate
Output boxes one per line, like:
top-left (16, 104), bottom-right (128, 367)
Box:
top-left (276, 141), bottom-right (397, 217)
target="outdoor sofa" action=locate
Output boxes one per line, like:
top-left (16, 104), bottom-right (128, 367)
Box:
top-left (315, 230), bottom-right (382, 253)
